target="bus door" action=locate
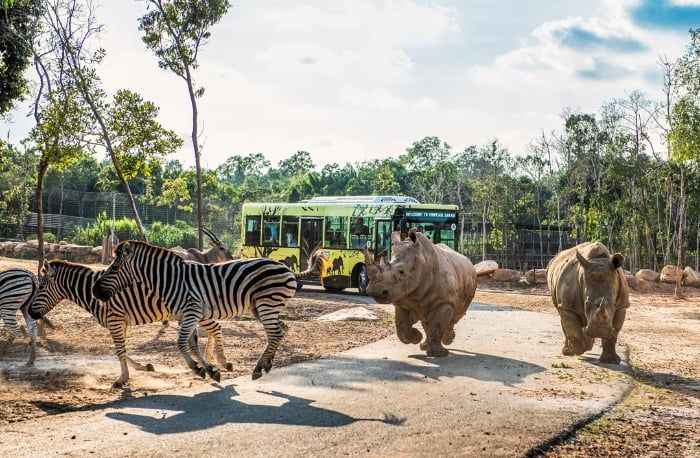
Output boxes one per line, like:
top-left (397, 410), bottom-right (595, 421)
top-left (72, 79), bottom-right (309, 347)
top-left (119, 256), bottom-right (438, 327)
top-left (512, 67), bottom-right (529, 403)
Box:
top-left (374, 219), bottom-right (392, 259)
top-left (300, 218), bottom-right (323, 270)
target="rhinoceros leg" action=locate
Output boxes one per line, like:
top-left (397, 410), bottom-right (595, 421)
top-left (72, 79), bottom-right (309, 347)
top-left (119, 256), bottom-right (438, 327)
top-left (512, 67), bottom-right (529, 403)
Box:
top-left (600, 308), bottom-right (626, 364)
top-left (395, 306), bottom-right (422, 345)
top-left (559, 309), bottom-right (593, 356)
top-left (424, 304), bottom-right (453, 357)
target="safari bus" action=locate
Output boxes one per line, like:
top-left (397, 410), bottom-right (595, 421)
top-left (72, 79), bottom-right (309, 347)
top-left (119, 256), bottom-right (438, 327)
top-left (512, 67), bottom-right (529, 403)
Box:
top-left (239, 196), bottom-right (459, 294)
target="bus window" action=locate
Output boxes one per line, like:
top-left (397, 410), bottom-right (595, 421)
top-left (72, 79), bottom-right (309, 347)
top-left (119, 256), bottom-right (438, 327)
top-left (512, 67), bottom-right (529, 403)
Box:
top-left (350, 217), bottom-right (372, 249)
top-left (282, 216), bottom-right (299, 247)
top-left (324, 216), bottom-right (347, 249)
top-left (262, 215), bottom-right (280, 246)
top-left (245, 216), bottom-right (261, 245)
top-left (375, 220), bottom-right (392, 258)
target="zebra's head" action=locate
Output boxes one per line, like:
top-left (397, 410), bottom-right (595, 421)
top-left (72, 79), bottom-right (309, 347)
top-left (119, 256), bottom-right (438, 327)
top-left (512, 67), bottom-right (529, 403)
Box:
top-left (93, 241), bottom-right (138, 302)
top-left (29, 262), bottom-right (62, 319)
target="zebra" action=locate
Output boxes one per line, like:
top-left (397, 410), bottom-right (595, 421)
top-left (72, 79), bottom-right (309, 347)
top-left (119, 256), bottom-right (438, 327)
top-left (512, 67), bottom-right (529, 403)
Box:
top-left (92, 240), bottom-right (297, 382)
top-left (0, 268), bottom-right (39, 366)
top-left (28, 260), bottom-right (234, 388)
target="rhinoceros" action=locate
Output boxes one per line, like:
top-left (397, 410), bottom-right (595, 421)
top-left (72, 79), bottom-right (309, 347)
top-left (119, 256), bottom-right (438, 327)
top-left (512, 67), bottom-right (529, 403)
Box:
top-left (547, 241), bottom-right (630, 364)
top-left (364, 228), bottom-right (477, 357)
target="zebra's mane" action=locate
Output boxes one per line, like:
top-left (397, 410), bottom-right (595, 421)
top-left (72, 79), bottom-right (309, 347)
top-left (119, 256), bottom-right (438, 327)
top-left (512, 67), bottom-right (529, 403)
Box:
top-left (121, 240), bottom-right (185, 264)
top-left (47, 259), bottom-right (102, 273)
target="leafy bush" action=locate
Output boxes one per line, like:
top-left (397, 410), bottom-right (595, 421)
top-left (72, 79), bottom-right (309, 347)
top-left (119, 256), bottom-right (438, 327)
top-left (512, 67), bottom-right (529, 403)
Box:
top-left (43, 232), bottom-right (57, 243)
top-left (71, 212), bottom-right (140, 246)
top-left (147, 220), bottom-right (197, 248)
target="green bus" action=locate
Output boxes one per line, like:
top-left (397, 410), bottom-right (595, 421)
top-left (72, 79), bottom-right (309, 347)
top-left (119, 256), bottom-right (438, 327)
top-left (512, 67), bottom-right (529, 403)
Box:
top-left (239, 196), bottom-right (459, 294)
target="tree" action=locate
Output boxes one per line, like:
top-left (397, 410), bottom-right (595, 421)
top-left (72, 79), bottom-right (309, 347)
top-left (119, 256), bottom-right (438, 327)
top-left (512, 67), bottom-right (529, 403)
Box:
top-left (278, 151), bottom-right (314, 177)
top-left (139, 0), bottom-right (231, 249)
top-left (0, 0), bottom-right (41, 115)
top-left (669, 97), bottom-right (700, 298)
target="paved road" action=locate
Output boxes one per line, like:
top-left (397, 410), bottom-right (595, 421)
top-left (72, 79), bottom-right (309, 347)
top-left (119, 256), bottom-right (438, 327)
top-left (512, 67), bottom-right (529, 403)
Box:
top-left (0, 303), bottom-right (631, 457)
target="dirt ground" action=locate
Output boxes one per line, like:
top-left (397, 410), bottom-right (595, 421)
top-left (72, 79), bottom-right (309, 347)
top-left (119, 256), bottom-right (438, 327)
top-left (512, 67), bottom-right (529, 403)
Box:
top-left (1, 258), bottom-right (699, 457)
top-left (475, 277), bottom-right (700, 457)
top-left (0, 258), bottom-right (392, 424)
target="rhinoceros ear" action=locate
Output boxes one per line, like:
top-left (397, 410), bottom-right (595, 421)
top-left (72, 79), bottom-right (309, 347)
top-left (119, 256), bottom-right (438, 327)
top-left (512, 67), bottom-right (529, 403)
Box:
top-left (408, 227), bottom-right (418, 243)
top-left (390, 231), bottom-right (402, 246)
top-left (611, 253), bottom-right (624, 270)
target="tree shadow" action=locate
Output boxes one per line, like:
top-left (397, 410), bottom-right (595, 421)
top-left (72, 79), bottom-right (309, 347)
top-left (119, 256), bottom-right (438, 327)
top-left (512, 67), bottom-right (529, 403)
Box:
top-left (279, 350), bottom-right (545, 390)
top-left (581, 355), bottom-right (699, 400)
top-left (100, 385), bottom-right (404, 434)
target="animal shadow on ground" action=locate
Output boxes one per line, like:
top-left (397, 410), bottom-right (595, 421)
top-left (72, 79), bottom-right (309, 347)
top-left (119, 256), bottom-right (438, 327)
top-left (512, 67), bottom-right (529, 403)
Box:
top-left (582, 355), bottom-right (700, 400)
top-left (102, 385), bottom-right (404, 434)
top-left (281, 350), bottom-right (545, 391)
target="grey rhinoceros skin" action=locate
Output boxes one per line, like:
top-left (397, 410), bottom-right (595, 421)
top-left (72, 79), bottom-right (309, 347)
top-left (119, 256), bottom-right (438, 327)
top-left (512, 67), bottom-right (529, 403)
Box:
top-left (364, 228), bottom-right (477, 357)
top-left (547, 241), bottom-right (630, 364)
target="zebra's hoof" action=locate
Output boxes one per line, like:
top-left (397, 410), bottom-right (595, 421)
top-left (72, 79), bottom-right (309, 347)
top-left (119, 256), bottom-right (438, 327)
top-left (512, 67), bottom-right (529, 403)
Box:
top-left (225, 362), bottom-right (234, 372)
top-left (212, 371), bottom-right (222, 383)
top-left (145, 363), bottom-right (155, 372)
top-left (263, 362), bottom-right (272, 373)
top-left (252, 370), bottom-right (263, 380)
top-left (112, 380), bottom-right (125, 389)
top-left (25, 361), bottom-right (35, 368)
top-left (195, 366), bottom-right (206, 379)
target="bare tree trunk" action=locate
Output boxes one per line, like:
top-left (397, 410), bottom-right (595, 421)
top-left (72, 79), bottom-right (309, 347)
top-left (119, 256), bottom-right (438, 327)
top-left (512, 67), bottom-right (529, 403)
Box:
top-left (675, 165), bottom-right (686, 299)
top-left (481, 204), bottom-right (487, 261)
top-left (35, 162), bottom-right (48, 274)
top-left (185, 68), bottom-right (204, 251)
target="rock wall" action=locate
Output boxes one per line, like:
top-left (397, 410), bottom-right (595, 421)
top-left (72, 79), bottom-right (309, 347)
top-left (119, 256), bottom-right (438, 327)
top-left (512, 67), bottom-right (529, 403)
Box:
top-left (0, 240), bottom-right (103, 264)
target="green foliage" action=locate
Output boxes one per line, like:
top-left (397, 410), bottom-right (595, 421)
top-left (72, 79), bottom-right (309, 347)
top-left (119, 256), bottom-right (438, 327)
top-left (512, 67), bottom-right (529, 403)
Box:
top-left (43, 232), bottom-right (56, 243)
top-left (139, 0), bottom-right (231, 81)
top-left (72, 212), bottom-right (141, 246)
top-left (670, 97), bottom-right (700, 163)
top-left (0, 0), bottom-right (41, 115)
top-left (147, 220), bottom-right (197, 248)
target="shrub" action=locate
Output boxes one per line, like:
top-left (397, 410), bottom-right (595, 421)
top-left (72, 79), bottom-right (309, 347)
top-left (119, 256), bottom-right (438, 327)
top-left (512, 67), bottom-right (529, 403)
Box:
top-left (71, 213), bottom-right (140, 246)
top-left (147, 220), bottom-right (197, 248)
top-left (43, 232), bottom-right (57, 243)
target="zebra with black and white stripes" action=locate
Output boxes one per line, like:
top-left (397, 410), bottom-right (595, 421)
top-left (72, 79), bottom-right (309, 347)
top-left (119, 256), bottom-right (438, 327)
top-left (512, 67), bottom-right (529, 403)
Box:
top-left (0, 268), bottom-right (39, 366)
top-left (29, 260), bottom-right (233, 387)
top-left (92, 240), bottom-right (297, 382)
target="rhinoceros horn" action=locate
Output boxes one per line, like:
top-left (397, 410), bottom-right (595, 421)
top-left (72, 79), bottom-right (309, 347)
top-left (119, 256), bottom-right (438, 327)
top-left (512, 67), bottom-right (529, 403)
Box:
top-left (363, 248), bottom-right (376, 267)
top-left (575, 250), bottom-right (593, 270)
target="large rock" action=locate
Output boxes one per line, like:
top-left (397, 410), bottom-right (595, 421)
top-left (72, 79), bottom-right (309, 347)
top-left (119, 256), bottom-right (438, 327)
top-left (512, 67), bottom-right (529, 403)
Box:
top-left (474, 260), bottom-right (498, 277)
top-left (635, 269), bottom-right (659, 283)
top-left (660, 265), bottom-right (683, 284)
top-left (525, 269), bottom-right (547, 284)
top-left (684, 267), bottom-right (700, 288)
top-left (492, 268), bottom-right (522, 283)
top-left (316, 307), bottom-right (378, 322)
top-left (624, 273), bottom-right (638, 289)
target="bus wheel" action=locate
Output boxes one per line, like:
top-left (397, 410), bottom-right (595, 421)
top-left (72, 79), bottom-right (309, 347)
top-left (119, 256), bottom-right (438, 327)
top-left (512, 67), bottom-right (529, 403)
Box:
top-left (357, 265), bottom-right (368, 296)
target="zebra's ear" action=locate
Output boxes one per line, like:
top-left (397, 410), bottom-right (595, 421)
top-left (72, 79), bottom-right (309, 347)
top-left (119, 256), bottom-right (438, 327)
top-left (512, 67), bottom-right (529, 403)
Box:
top-left (120, 241), bottom-right (132, 259)
top-left (43, 262), bottom-right (53, 277)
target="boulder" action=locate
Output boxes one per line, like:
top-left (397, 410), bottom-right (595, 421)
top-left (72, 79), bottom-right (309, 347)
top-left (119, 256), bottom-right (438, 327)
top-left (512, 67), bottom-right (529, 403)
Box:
top-left (635, 269), bottom-right (659, 283)
top-left (492, 268), bottom-right (522, 283)
top-left (684, 267), bottom-right (700, 288)
top-left (525, 269), bottom-right (547, 284)
top-left (624, 273), bottom-right (637, 289)
top-left (12, 242), bottom-right (27, 255)
top-left (316, 307), bottom-right (378, 322)
top-left (474, 260), bottom-right (498, 277)
top-left (660, 265), bottom-right (683, 284)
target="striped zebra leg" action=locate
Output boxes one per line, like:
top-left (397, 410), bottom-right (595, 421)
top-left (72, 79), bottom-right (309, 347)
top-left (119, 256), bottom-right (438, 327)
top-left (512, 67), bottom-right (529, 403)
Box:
top-left (19, 307), bottom-right (37, 366)
top-left (0, 310), bottom-right (21, 358)
top-left (200, 319), bottom-right (234, 372)
top-left (106, 317), bottom-right (132, 388)
top-left (252, 306), bottom-right (289, 380)
top-left (178, 306), bottom-right (221, 383)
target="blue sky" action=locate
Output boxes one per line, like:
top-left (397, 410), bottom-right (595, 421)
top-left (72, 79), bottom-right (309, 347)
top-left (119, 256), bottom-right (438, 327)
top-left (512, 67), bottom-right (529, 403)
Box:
top-left (2, 0), bottom-right (699, 168)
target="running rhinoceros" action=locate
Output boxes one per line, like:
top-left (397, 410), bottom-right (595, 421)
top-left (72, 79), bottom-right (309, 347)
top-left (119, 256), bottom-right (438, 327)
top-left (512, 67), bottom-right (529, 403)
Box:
top-left (547, 241), bottom-right (630, 364)
top-left (363, 228), bottom-right (477, 357)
